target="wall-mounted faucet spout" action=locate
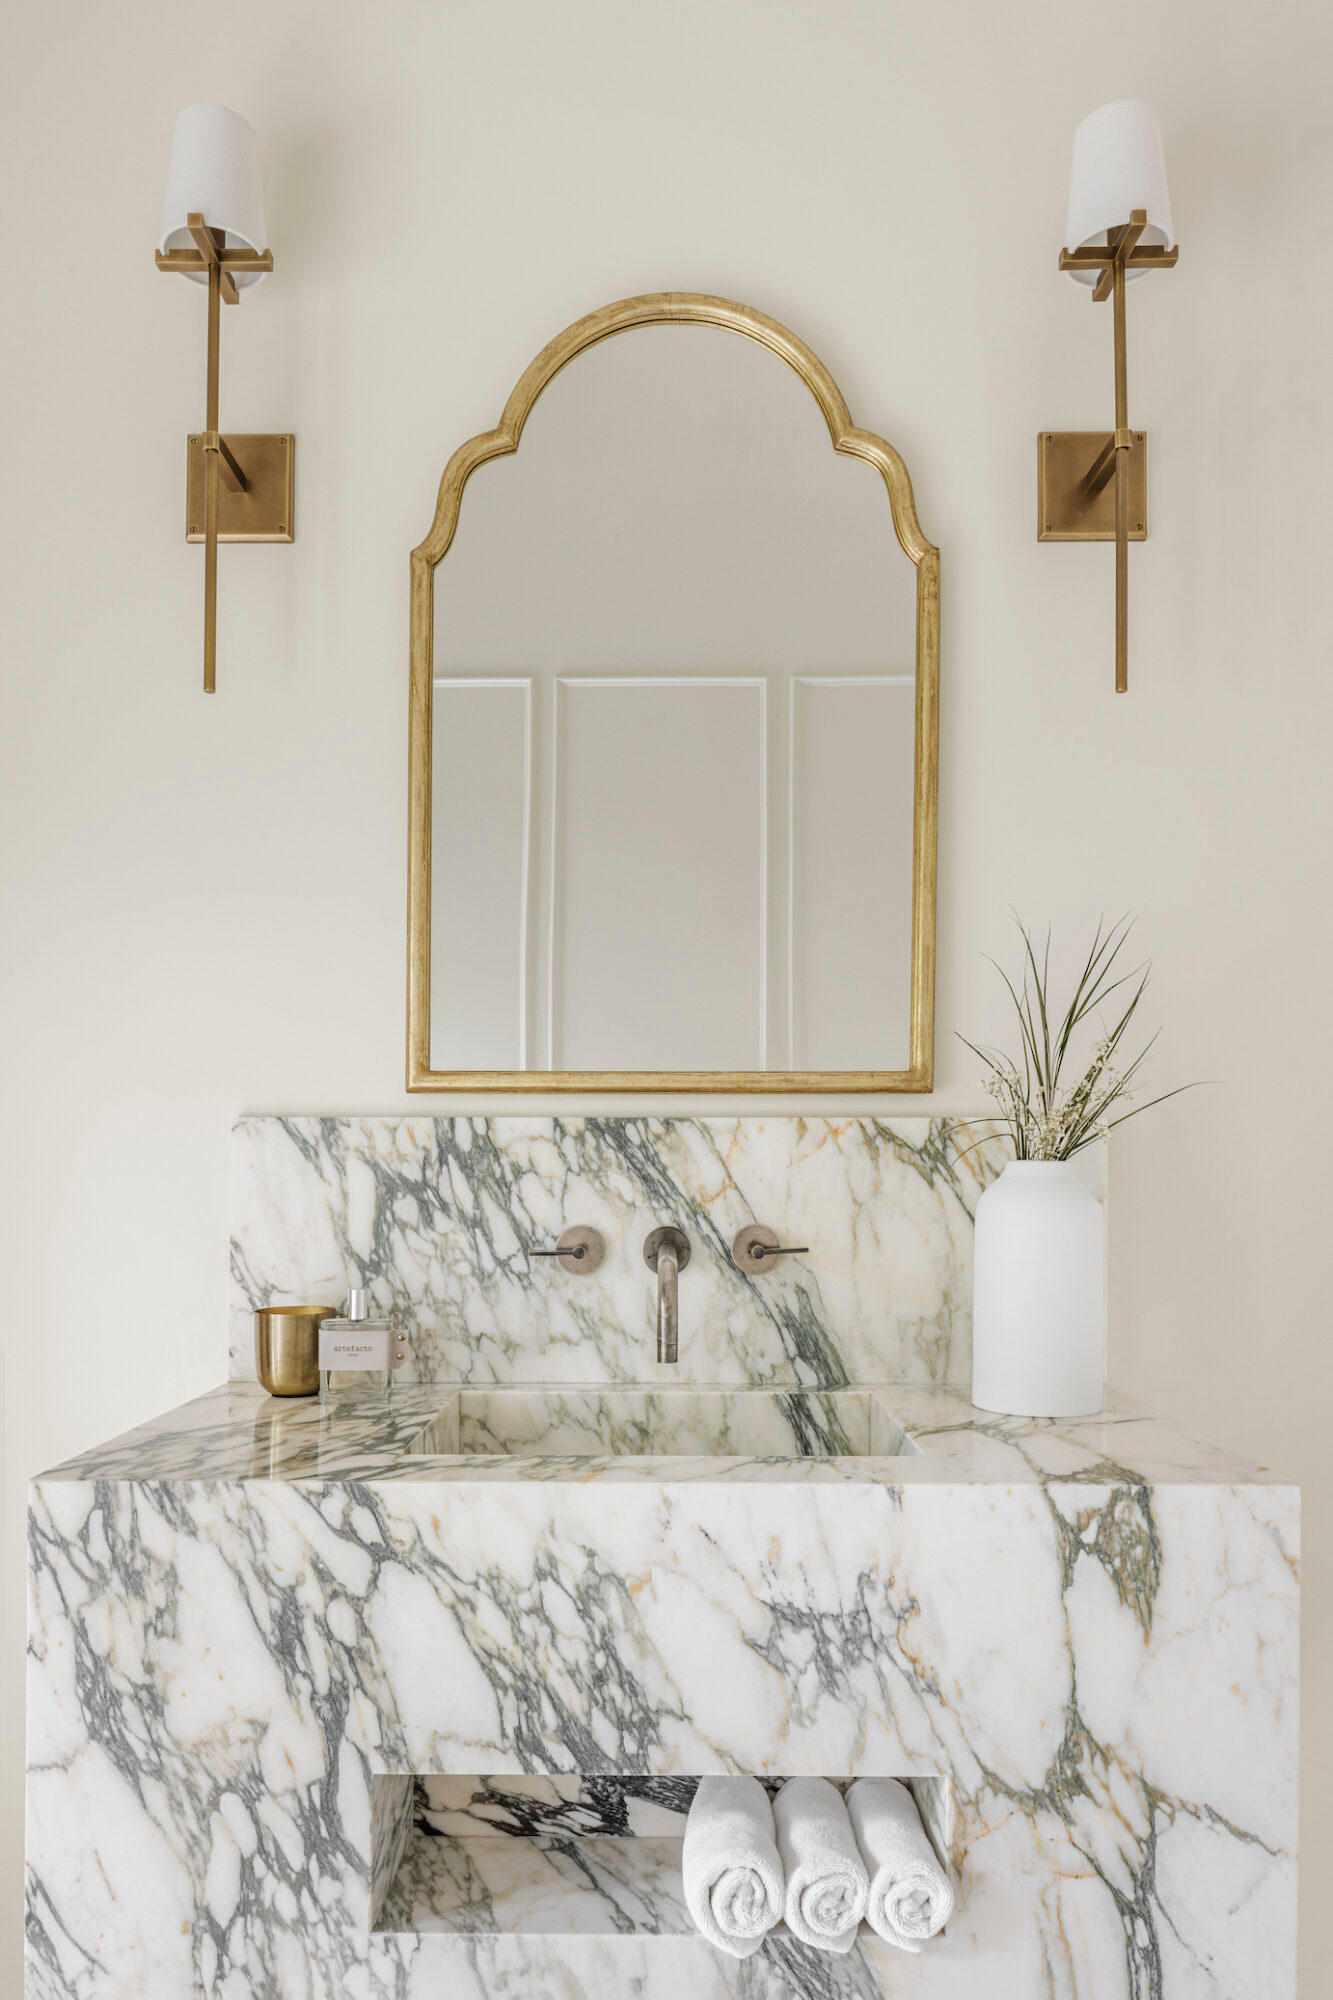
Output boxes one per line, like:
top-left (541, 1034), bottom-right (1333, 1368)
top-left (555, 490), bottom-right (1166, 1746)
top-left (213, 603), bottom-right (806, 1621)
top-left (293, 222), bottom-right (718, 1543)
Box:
top-left (642, 1225), bottom-right (691, 1365)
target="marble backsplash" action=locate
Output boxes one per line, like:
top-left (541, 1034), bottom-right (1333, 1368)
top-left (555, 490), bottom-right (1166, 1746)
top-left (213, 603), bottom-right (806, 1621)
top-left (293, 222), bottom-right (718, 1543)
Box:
top-left (229, 1116), bottom-right (1100, 1387)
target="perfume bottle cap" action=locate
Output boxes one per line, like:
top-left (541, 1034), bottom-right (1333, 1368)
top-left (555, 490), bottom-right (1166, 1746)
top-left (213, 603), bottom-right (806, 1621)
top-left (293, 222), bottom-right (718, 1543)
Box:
top-left (345, 1287), bottom-right (370, 1321)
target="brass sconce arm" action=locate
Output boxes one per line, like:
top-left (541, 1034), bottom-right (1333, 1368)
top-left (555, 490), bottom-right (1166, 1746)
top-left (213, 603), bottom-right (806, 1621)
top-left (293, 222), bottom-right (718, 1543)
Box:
top-left (1040, 210), bottom-right (1180, 693)
top-left (202, 431), bottom-right (249, 493)
top-left (156, 211), bottom-right (292, 693)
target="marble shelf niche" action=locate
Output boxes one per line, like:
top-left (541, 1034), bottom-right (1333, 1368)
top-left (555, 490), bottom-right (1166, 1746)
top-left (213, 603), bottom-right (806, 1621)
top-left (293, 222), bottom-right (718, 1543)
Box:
top-left (372, 1774), bottom-right (955, 1978)
top-left (24, 1117), bottom-right (1299, 2000)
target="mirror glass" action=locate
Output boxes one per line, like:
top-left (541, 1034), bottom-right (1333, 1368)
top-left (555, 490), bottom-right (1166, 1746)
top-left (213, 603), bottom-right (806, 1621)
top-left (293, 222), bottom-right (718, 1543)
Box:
top-left (422, 308), bottom-right (933, 1082)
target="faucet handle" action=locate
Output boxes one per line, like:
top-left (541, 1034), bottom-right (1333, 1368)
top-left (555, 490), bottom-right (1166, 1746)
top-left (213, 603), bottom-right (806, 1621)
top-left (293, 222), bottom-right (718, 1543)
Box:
top-left (732, 1224), bottom-right (810, 1270)
top-left (531, 1225), bottom-right (606, 1274)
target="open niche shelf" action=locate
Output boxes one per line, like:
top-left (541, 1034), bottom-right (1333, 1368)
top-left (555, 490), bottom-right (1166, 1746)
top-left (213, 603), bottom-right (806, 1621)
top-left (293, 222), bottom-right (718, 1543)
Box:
top-left (380, 1825), bottom-right (691, 1937)
top-left (371, 1772), bottom-right (954, 1946)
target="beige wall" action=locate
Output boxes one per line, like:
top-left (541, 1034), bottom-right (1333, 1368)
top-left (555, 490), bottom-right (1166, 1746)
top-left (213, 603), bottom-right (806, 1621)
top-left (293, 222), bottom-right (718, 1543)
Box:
top-left (2, 0), bottom-right (1328, 1989)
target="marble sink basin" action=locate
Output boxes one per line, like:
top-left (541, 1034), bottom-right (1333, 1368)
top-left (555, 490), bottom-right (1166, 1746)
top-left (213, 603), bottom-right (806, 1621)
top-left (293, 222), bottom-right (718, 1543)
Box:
top-left (407, 1387), bottom-right (912, 1460)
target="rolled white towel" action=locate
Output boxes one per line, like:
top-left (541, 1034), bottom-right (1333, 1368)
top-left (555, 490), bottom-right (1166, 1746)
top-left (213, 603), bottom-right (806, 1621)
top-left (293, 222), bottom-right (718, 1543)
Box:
top-left (682, 1775), bottom-right (784, 1958)
top-left (845, 1778), bottom-right (955, 1951)
top-left (772, 1777), bottom-right (868, 1953)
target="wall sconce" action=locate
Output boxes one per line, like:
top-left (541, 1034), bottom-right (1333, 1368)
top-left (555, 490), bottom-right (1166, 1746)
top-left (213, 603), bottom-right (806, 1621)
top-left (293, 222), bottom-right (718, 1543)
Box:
top-left (156, 105), bottom-right (293, 693)
top-left (1039, 99), bottom-right (1178, 692)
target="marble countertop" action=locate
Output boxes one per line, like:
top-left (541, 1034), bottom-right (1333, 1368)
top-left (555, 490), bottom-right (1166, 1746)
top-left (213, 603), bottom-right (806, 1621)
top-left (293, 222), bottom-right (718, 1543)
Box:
top-left (36, 1379), bottom-right (1292, 1489)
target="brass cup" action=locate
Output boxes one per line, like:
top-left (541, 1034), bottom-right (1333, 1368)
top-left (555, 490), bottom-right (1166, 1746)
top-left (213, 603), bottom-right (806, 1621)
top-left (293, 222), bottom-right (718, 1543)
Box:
top-left (254, 1307), bottom-right (332, 1397)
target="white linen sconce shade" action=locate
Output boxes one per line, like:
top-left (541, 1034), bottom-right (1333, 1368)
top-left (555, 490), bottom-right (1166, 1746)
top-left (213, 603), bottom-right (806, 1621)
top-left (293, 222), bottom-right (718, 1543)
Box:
top-left (1064, 99), bottom-right (1173, 286)
top-left (159, 104), bottom-right (268, 290)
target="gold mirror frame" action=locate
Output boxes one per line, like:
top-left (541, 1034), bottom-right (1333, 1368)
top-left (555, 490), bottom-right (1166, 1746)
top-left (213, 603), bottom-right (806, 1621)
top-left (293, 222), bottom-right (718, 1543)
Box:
top-left (407, 291), bottom-right (939, 1092)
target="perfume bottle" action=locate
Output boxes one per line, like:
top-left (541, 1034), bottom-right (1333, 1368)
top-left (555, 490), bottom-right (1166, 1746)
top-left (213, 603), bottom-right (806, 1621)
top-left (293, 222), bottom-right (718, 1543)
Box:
top-left (318, 1288), bottom-right (408, 1403)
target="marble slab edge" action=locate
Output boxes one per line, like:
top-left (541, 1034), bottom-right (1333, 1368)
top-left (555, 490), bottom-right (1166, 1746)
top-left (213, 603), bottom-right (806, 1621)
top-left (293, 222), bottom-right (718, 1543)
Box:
top-left (33, 1380), bottom-right (1295, 1490)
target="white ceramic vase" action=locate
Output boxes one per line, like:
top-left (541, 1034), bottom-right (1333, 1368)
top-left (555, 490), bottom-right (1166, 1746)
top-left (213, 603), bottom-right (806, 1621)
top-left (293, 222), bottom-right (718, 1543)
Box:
top-left (971, 1161), bottom-right (1105, 1417)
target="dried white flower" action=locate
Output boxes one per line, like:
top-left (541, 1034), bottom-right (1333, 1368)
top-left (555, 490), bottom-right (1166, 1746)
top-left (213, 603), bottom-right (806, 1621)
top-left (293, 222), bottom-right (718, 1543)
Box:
top-left (956, 916), bottom-right (1189, 1166)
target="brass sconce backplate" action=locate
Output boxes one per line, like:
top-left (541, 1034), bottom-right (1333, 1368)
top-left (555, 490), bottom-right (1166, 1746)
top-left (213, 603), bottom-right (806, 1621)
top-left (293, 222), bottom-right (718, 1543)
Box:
top-left (186, 433), bottom-right (295, 543)
top-left (1038, 430), bottom-right (1146, 543)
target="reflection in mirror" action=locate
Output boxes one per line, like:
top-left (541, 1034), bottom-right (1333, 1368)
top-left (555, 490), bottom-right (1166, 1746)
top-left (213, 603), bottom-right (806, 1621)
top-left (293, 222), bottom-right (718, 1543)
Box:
top-left (412, 296), bottom-right (937, 1088)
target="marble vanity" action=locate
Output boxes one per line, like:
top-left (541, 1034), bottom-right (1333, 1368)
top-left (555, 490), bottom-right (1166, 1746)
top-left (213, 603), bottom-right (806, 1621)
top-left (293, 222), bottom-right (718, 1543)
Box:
top-left (25, 1117), bottom-right (1298, 1998)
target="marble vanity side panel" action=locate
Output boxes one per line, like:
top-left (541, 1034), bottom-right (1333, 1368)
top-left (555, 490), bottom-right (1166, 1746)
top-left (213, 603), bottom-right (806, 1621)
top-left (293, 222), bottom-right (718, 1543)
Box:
top-left (26, 1477), bottom-right (378, 2000)
top-left (26, 1465), bottom-right (1294, 2000)
top-left (229, 1116), bottom-right (1075, 1387)
top-left (370, 1776), bottom-right (418, 1928)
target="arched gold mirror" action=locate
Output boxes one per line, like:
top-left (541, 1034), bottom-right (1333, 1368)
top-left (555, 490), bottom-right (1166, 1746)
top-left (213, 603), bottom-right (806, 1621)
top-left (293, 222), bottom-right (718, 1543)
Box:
top-left (408, 293), bottom-right (938, 1091)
